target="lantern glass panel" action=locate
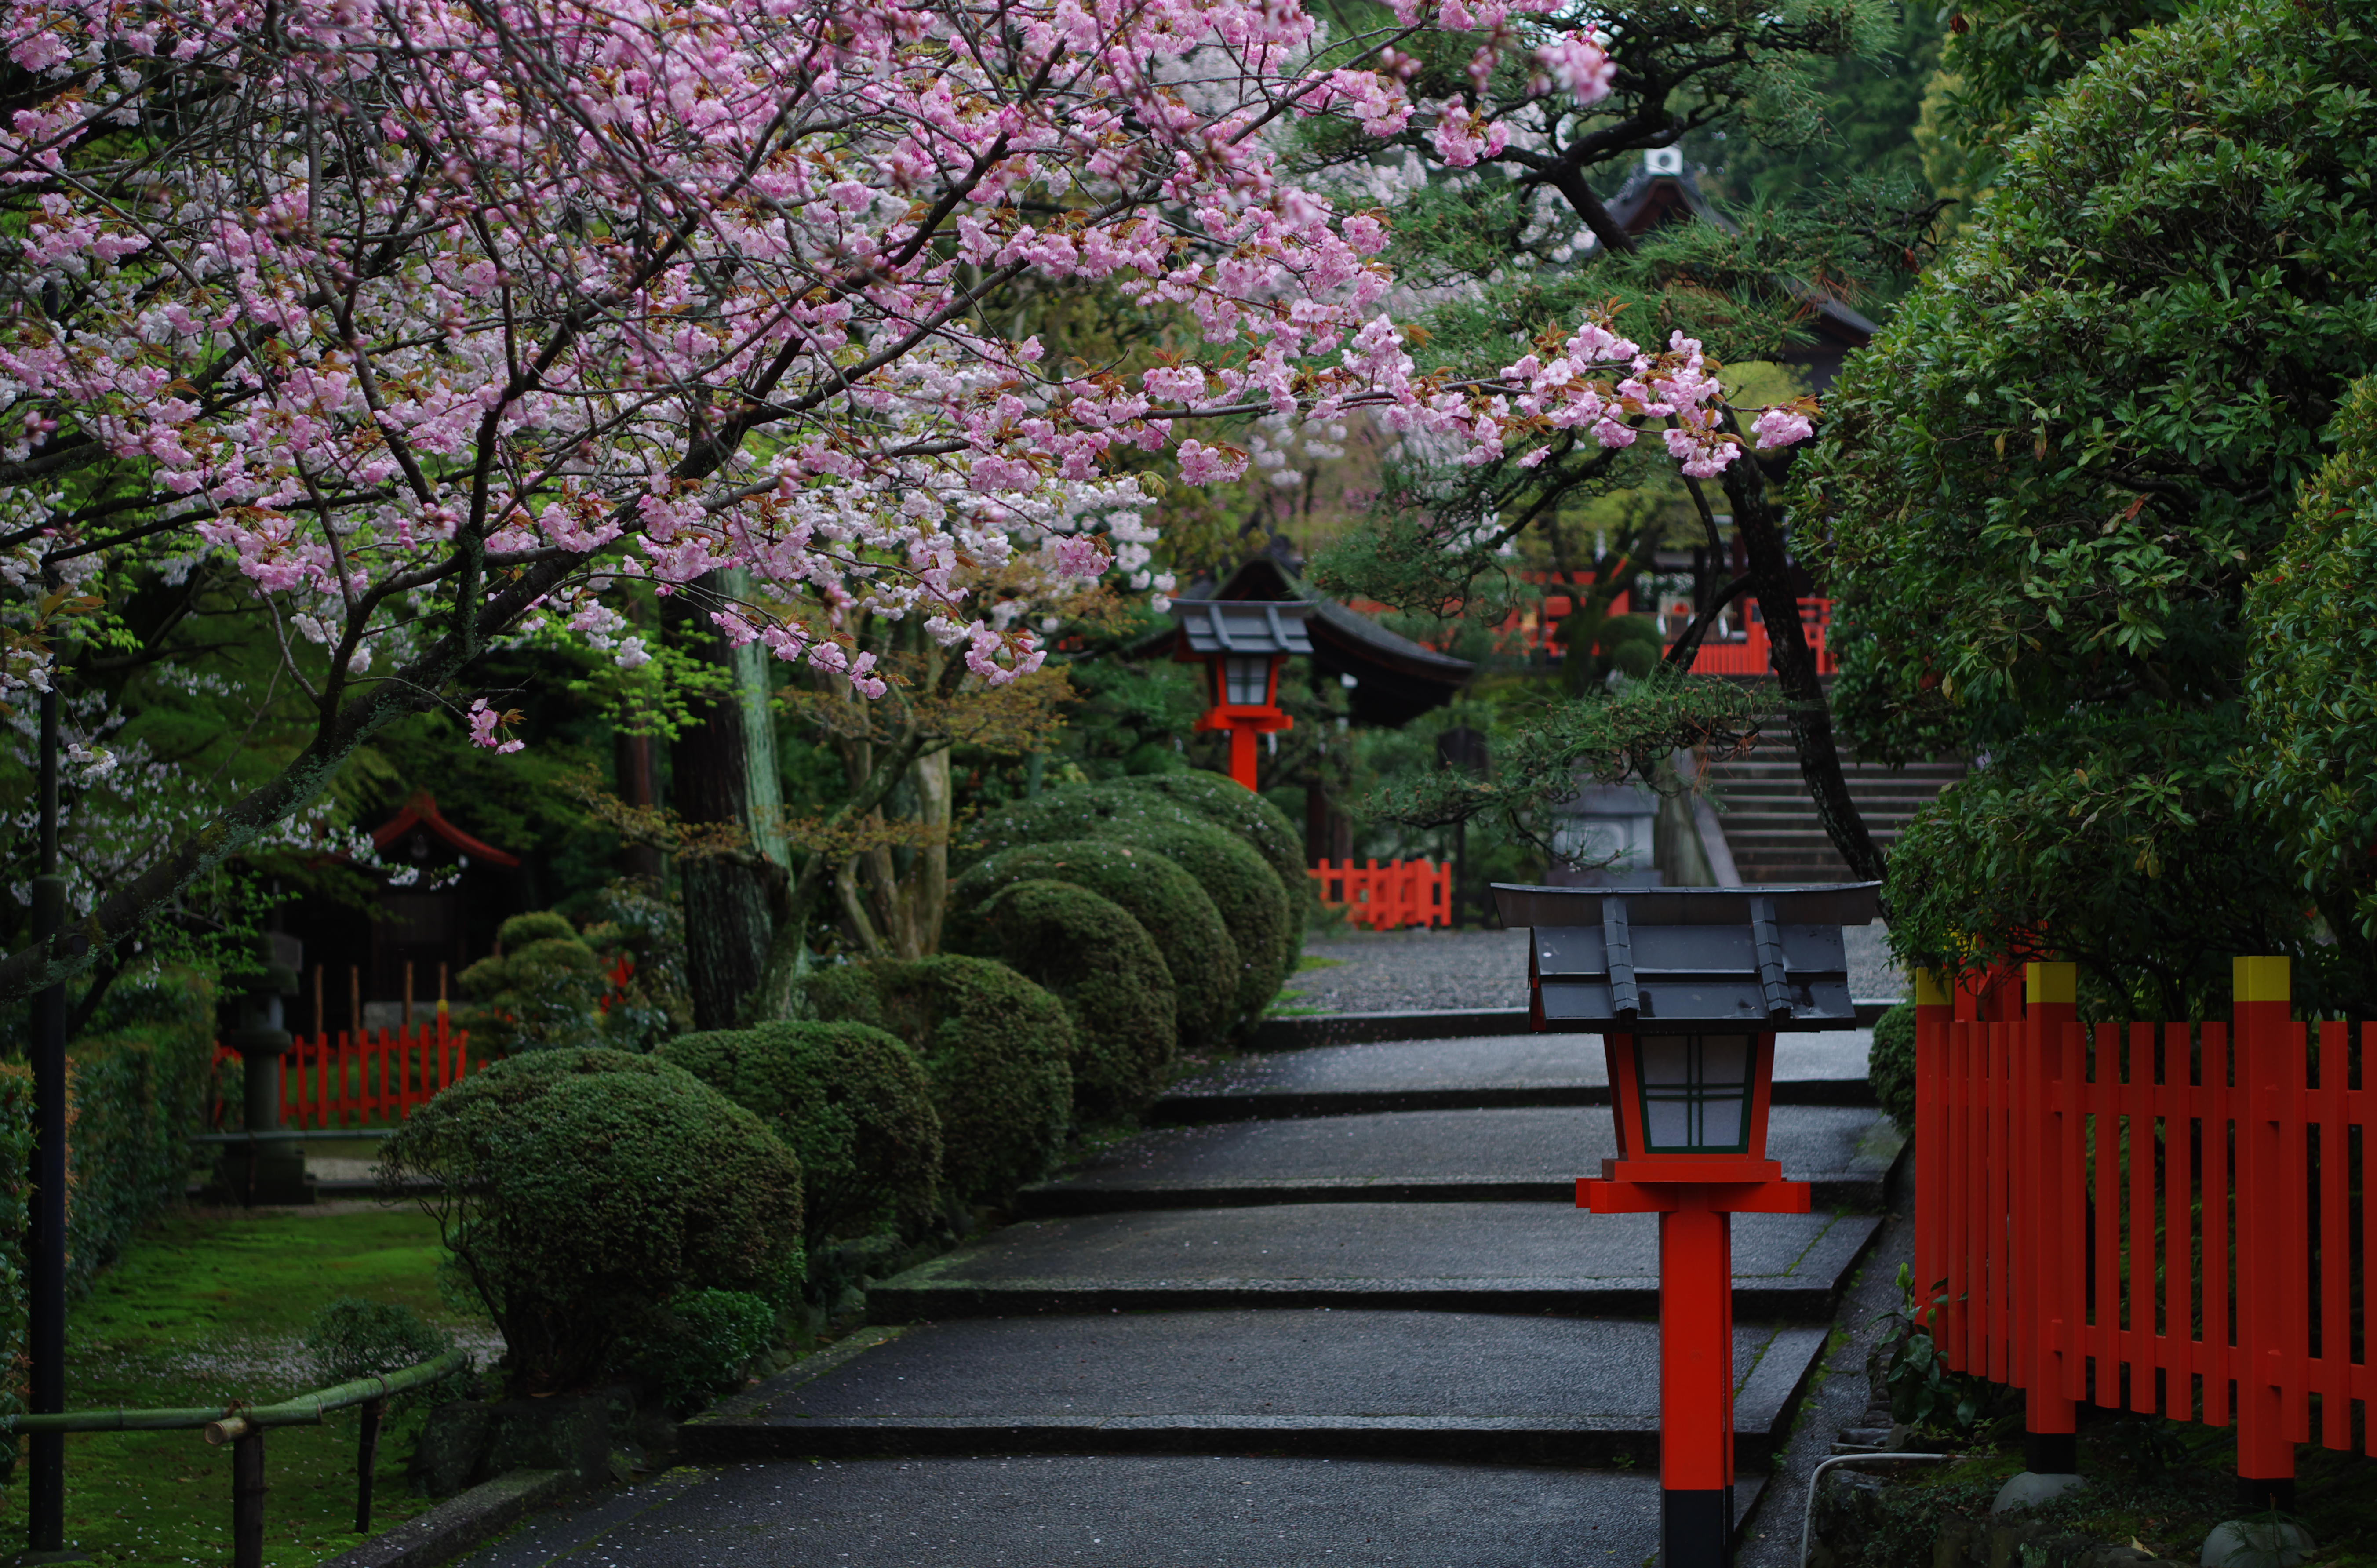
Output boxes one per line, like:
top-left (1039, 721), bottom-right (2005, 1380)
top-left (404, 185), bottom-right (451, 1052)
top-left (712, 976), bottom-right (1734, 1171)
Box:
top-left (1635, 1033), bottom-right (1753, 1153)
top-left (1223, 655), bottom-right (1271, 706)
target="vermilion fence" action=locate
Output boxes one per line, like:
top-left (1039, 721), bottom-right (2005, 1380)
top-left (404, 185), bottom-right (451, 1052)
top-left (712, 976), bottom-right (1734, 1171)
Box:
top-left (1308, 858), bottom-right (1452, 930)
top-left (1915, 957), bottom-right (2359, 1497)
top-left (210, 1013), bottom-right (479, 1130)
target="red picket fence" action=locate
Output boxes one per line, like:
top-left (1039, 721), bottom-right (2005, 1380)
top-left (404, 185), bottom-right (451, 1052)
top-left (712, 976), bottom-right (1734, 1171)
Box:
top-left (1308, 858), bottom-right (1452, 930)
top-left (211, 1013), bottom-right (479, 1131)
top-left (1915, 957), bottom-right (2366, 1493)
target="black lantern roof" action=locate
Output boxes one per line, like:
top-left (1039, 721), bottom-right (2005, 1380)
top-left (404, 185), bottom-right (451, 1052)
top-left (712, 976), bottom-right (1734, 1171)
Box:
top-left (1170, 598), bottom-right (1315, 657)
top-left (1492, 882), bottom-right (1882, 1032)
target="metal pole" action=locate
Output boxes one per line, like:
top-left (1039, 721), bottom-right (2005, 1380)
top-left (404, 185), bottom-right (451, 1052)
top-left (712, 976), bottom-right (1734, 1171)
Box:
top-left (28, 671), bottom-right (69, 1553)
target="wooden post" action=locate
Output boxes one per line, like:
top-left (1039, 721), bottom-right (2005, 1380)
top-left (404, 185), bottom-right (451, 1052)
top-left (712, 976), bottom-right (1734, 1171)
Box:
top-left (232, 1427), bottom-right (266, 1568)
top-left (313, 964), bottom-right (324, 1044)
top-left (1660, 1190), bottom-right (1734, 1567)
top-left (349, 964), bottom-right (360, 1037)
top-left (403, 961), bottom-right (414, 1031)
top-left (2233, 955), bottom-right (2296, 1511)
top-left (1913, 968), bottom-right (1951, 1353)
top-left (355, 1397), bottom-right (384, 1533)
top-left (2021, 962), bottom-right (2079, 1473)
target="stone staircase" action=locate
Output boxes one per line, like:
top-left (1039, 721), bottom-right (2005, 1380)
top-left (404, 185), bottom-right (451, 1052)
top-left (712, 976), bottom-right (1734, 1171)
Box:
top-left (1705, 748), bottom-right (1966, 883)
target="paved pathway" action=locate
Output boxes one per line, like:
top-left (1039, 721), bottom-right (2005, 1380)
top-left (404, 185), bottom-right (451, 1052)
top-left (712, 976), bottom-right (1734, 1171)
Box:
top-left (463, 998), bottom-right (1896, 1564)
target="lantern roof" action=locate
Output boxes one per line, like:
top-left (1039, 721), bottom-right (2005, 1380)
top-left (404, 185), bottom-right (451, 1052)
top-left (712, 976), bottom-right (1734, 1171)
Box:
top-left (1169, 598), bottom-right (1314, 658)
top-left (1492, 881), bottom-right (1881, 1032)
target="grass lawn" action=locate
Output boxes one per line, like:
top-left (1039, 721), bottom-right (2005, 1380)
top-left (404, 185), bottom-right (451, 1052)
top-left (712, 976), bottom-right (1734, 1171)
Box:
top-left (0, 1199), bottom-right (495, 1566)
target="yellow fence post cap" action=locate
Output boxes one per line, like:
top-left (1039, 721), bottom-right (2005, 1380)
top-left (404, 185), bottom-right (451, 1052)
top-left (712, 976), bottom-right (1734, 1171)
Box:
top-left (2024, 963), bottom-right (2076, 1005)
top-left (2233, 956), bottom-right (2291, 1003)
top-left (1914, 969), bottom-right (1951, 1008)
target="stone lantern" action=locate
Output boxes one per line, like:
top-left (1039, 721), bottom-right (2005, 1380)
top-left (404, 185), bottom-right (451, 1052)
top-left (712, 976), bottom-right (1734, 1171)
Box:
top-left (218, 932), bottom-right (313, 1206)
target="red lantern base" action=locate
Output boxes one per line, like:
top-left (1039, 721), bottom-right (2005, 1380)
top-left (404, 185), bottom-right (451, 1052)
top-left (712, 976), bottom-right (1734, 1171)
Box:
top-left (1579, 1171), bottom-right (1809, 1568)
top-left (1194, 709), bottom-right (1292, 790)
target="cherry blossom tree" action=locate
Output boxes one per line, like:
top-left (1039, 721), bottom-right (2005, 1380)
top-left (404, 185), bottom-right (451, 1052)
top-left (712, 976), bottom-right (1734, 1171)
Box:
top-left (0, 0), bottom-right (1814, 1011)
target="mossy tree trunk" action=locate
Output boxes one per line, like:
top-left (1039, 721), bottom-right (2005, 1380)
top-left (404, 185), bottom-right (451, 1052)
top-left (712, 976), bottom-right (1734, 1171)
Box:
top-left (668, 568), bottom-right (790, 1031)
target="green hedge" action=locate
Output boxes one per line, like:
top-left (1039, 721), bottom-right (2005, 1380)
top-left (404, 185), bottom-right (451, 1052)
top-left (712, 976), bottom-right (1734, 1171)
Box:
top-left (379, 1048), bottom-right (803, 1393)
top-left (960, 779), bottom-right (1302, 1025)
top-left (959, 879), bottom-right (1178, 1117)
top-left (1869, 1003), bottom-right (1916, 1134)
top-left (660, 1021), bottom-right (943, 1245)
top-left (804, 957), bottom-right (1073, 1204)
top-left (947, 839), bottom-right (1237, 1048)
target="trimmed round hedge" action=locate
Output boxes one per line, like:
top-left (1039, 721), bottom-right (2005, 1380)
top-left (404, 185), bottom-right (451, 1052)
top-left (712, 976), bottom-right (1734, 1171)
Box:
top-left (378, 1048), bottom-right (803, 1393)
top-left (961, 878), bottom-right (1177, 1115)
top-left (960, 780), bottom-right (1303, 1026)
top-left (803, 956), bottom-right (1073, 1204)
top-left (660, 1021), bottom-right (943, 1245)
top-left (946, 839), bottom-right (1238, 1048)
top-left (1869, 1003), bottom-right (1915, 1134)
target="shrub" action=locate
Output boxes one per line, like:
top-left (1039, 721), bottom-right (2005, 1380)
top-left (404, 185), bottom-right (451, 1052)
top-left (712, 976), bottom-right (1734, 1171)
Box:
top-left (1869, 1003), bottom-right (1916, 1134)
top-left (614, 1287), bottom-right (776, 1412)
top-left (946, 839), bottom-right (1237, 1047)
top-left (1114, 772), bottom-right (1307, 903)
top-left (804, 957), bottom-right (1072, 1204)
top-left (378, 1048), bottom-right (803, 1393)
top-left (69, 965), bottom-right (216, 1288)
top-left (1091, 815), bottom-right (1291, 1025)
top-left (659, 1021), bottom-right (943, 1245)
top-left (303, 1298), bottom-right (457, 1389)
top-left (574, 879), bottom-right (695, 1051)
top-left (959, 879), bottom-right (1177, 1116)
top-left (455, 911), bottom-right (607, 1053)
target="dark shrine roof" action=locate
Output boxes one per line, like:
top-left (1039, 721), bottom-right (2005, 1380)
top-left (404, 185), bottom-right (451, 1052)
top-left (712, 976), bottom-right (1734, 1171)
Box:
top-left (1184, 558), bottom-right (1473, 728)
top-left (372, 790), bottom-right (522, 868)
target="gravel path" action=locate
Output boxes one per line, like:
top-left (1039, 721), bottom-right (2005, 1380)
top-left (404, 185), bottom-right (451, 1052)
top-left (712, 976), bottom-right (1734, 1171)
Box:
top-left (1286, 922), bottom-right (1906, 1014)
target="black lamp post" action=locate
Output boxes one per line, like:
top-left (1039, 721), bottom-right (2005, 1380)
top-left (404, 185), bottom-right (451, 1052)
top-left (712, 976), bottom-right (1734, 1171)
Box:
top-left (28, 664), bottom-right (70, 1558)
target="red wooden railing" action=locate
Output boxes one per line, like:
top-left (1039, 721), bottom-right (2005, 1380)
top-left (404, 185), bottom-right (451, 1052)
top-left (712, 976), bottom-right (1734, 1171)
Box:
top-left (1915, 957), bottom-right (2360, 1494)
top-left (210, 1013), bottom-right (479, 1130)
top-left (1308, 858), bottom-right (1453, 931)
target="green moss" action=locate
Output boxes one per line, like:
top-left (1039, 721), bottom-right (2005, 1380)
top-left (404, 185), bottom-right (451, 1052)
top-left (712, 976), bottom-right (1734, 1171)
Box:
top-left (33, 1204), bottom-right (479, 1565)
top-left (958, 879), bottom-right (1177, 1116)
top-left (659, 1021), bottom-right (943, 1244)
top-left (378, 1049), bottom-right (803, 1391)
top-left (803, 957), bottom-right (1073, 1204)
top-left (946, 839), bottom-right (1238, 1048)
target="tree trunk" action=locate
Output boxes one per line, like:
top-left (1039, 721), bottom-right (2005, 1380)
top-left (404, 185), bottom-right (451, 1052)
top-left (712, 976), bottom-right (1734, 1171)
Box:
top-left (1721, 461), bottom-right (1887, 885)
top-left (666, 568), bottom-right (789, 1029)
top-left (613, 730), bottom-right (664, 886)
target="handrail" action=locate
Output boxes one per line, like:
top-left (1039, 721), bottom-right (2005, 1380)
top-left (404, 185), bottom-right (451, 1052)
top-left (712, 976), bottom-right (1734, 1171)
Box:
top-left (2, 1348), bottom-right (469, 1437)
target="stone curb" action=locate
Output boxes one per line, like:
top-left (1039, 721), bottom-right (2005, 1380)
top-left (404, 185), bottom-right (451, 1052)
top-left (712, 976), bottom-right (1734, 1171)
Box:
top-left (1248, 1001), bottom-right (1900, 1050)
top-left (1015, 1170), bottom-right (1891, 1215)
top-left (317, 1468), bottom-right (578, 1568)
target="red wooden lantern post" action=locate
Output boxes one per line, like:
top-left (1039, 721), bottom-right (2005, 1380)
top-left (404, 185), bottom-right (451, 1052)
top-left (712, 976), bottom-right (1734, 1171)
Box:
top-left (1497, 882), bottom-right (1882, 1568)
top-left (1168, 599), bottom-right (1314, 791)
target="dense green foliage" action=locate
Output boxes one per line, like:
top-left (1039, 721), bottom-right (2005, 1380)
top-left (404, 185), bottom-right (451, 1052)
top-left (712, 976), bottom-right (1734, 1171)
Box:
top-left (571, 880), bottom-right (695, 1051)
top-left (455, 911), bottom-right (608, 1054)
top-left (378, 1049), bottom-right (803, 1392)
top-left (803, 957), bottom-right (1074, 1204)
top-left (67, 968), bottom-right (218, 1292)
top-left (953, 879), bottom-right (1178, 1117)
top-left (2246, 376), bottom-right (2377, 970)
top-left (1927, 0), bottom-right (2181, 182)
top-left (659, 1020), bottom-right (943, 1244)
top-left (1095, 816), bottom-right (1288, 1023)
top-left (948, 837), bottom-right (1238, 1046)
top-left (1695, 1), bottom-right (1942, 207)
top-left (614, 1287), bottom-right (777, 1413)
top-left (1867, 1003), bottom-right (1915, 1133)
top-left (1802, 0), bottom-right (2377, 1012)
top-left (302, 1298), bottom-right (457, 1388)
top-left (1114, 772), bottom-right (1307, 910)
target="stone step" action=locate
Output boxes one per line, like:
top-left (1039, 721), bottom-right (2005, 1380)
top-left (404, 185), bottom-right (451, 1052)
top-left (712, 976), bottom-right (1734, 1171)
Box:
top-left (867, 1202), bottom-right (1881, 1322)
top-left (455, 1453), bottom-right (1769, 1567)
top-left (1152, 1030), bottom-right (1877, 1122)
top-left (1020, 1105), bottom-right (1900, 1215)
top-left (680, 1312), bottom-right (1827, 1469)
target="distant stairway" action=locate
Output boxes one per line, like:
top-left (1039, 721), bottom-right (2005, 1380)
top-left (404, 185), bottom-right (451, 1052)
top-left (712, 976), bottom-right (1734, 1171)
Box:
top-left (1704, 747), bottom-right (1966, 883)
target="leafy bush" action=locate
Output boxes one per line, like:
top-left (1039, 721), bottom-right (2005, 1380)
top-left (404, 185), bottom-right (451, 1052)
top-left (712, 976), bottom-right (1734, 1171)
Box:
top-left (378, 1048), bottom-right (803, 1393)
top-left (455, 911), bottom-right (608, 1053)
top-left (1869, 1003), bottom-right (1915, 1134)
top-left (575, 879), bottom-right (695, 1051)
top-left (68, 966), bottom-right (216, 1288)
top-left (946, 838), bottom-right (1236, 1047)
top-left (804, 957), bottom-right (1072, 1204)
top-left (1114, 772), bottom-right (1307, 909)
top-left (966, 777), bottom-right (1305, 1021)
top-left (615, 1287), bottom-right (776, 1413)
top-left (957, 879), bottom-right (1177, 1116)
top-left (303, 1298), bottom-right (457, 1391)
top-left (659, 1021), bottom-right (942, 1245)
